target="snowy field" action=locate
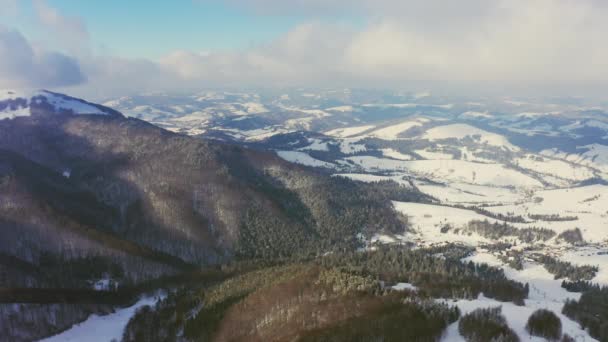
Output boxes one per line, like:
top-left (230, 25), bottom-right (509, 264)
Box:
top-left (41, 293), bottom-right (164, 342)
top-left (273, 116), bottom-right (608, 341)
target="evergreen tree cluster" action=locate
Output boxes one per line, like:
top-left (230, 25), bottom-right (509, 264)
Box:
top-left (534, 255), bottom-right (598, 281)
top-left (458, 307), bottom-right (519, 342)
top-left (525, 309), bottom-right (562, 340)
top-left (562, 284), bottom-right (608, 341)
top-left (318, 246), bottom-right (529, 304)
top-left (464, 220), bottom-right (555, 243)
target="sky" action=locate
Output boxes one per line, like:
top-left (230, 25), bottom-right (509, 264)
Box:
top-left (1, 0), bottom-right (607, 99)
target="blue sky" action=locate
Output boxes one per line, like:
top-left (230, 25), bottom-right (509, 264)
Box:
top-left (4, 0), bottom-right (361, 58)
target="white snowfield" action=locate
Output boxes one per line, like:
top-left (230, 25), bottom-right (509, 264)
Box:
top-left (542, 144), bottom-right (608, 175)
top-left (380, 148), bottom-right (414, 160)
top-left (561, 248), bottom-right (608, 286)
top-left (391, 202), bottom-right (491, 245)
top-left (346, 158), bottom-right (541, 188)
top-left (324, 125), bottom-right (375, 138)
top-left (515, 154), bottom-right (596, 184)
top-left (325, 105), bottom-right (355, 113)
top-left (422, 124), bottom-right (519, 152)
top-left (441, 294), bottom-right (595, 342)
top-left (276, 151), bottom-right (335, 168)
top-left (447, 253), bottom-right (597, 342)
top-left (459, 111), bottom-right (493, 119)
top-left (365, 118), bottom-right (427, 140)
top-left (298, 138), bottom-right (329, 152)
top-left (389, 201), bottom-right (603, 341)
top-left (414, 148), bottom-right (455, 160)
top-left (414, 181), bottom-right (523, 205)
top-left (338, 138), bottom-right (367, 154)
top-left (1, 89), bottom-right (111, 119)
top-left (41, 294), bottom-right (164, 342)
top-left (485, 184), bottom-right (608, 243)
top-left (326, 118), bottom-right (431, 140)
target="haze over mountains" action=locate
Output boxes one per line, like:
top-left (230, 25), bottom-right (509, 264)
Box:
top-left (1, 88), bottom-right (608, 341)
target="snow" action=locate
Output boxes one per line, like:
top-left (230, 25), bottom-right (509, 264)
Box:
top-left (515, 155), bottom-right (595, 183)
top-left (276, 151), bottom-right (335, 168)
top-left (381, 148), bottom-right (413, 160)
top-left (1, 89), bottom-right (111, 118)
top-left (414, 149), bottom-right (454, 160)
top-left (324, 125), bottom-right (375, 138)
top-left (561, 247), bottom-right (608, 286)
top-left (40, 294), bottom-right (164, 342)
top-left (422, 124), bottom-right (519, 151)
top-left (367, 119), bottom-right (426, 140)
top-left (325, 105), bottom-right (355, 112)
top-left (541, 144), bottom-right (608, 174)
top-left (391, 201), bottom-right (495, 245)
top-left (391, 282), bottom-right (417, 291)
top-left (415, 181), bottom-right (523, 205)
top-left (413, 91), bottom-right (431, 99)
top-left (343, 156), bottom-right (542, 187)
top-left (441, 294), bottom-right (595, 342)
top-left (459, 111), bottom-right (493, 119)
top-left (401, 160), bottom-right (542, 187)
top-left (362, 103), bottom-right (453, 109)
top-left (333, 173), bottom-right (412, 187)
top-left (485, 185), bottom-right (608, 243)
top-left (298, 138), bottom-right (329, 152)
top-left (216, 126), bottom-right (292, 141)
top-left (241, 102), bottom-right (268, 114)
top-left (92, 278), bottom-right (117, 291)
top-left (454, 253), bottom-right (597, 341)
top-left (344, 156), bottom-right (411, 172)
top-left (338, 138), bottom-right (367, 154)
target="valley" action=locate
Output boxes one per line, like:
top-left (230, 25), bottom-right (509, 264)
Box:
top-left (1, 89), bottom-right (608, 341)
top-left (109, 89), bottom-right (608, 341)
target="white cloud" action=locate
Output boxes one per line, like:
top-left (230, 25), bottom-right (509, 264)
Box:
top-left (0, 0), bottom-right (18, 16)
top-left (3, 0), bottom-right (608, 97)
top-left (32, 0), bottom-right (89, 51)
top-left (153, 1), bottom-right (608, 88)
top-left (0, 26), bottom-right (85, 88)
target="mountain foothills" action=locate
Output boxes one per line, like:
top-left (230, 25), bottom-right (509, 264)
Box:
top-left (1, 89), bottom-right (608, 341)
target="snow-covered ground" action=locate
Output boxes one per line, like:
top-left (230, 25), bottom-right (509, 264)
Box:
top-left (276, 151), bottom-right (336, 168)
top-left (422, 124), bottom-right (519, 152)
top-left (484, 185), bottom-right (608, 243)
top-left (96, 91), bottom-right (608, 340)
top-left (325, 125), bottom-right (375, 138)
top-left (441, 293), bottom-right (595, 342)
top-left (381, 148), bottom-right (414, 160)
top-left (40, 294), bottom-right (164, 342)
top-left (444, 253), bottom-right (597, 341)
top-left (1, 89), bottom-right (114, 119)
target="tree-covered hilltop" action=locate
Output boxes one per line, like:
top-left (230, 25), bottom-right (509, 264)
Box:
top-left (121, 245), bottom-right (532, 342)
top-left (123, 263), bottom-right (461, 342)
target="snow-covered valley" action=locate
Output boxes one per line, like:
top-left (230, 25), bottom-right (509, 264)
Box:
top-left (235, 102), bottom-right (608, 341)
top-left (40, 293), bottom-right (164, 342)
top-left (3, 88), bottom-right (608, 341)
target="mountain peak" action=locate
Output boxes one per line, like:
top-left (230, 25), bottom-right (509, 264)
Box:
top-left (0, 89), bottom-right (123, 120)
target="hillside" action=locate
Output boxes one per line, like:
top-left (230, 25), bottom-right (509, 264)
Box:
top-left (0, 90), bottom-right (415, 341)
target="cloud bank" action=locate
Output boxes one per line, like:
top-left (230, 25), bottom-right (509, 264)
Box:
top-left (2, 0), bottom-right (608, 97)
top-left (0, 27), bottom-right (86, 88)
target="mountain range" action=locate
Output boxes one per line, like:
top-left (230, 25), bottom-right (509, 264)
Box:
top-left (1, 89), bottom-right (608, 342)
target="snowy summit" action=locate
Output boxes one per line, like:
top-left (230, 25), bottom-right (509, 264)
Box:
top-left (0, 89), bottom-right (122, 120)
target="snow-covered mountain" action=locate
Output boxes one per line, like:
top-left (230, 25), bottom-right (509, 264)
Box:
top-left (102, 90), bottom-right (608, 341)
top-left (1, 89), bottom-right (123, 119)
top-left (4, 89), bottom-right (608, 342)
